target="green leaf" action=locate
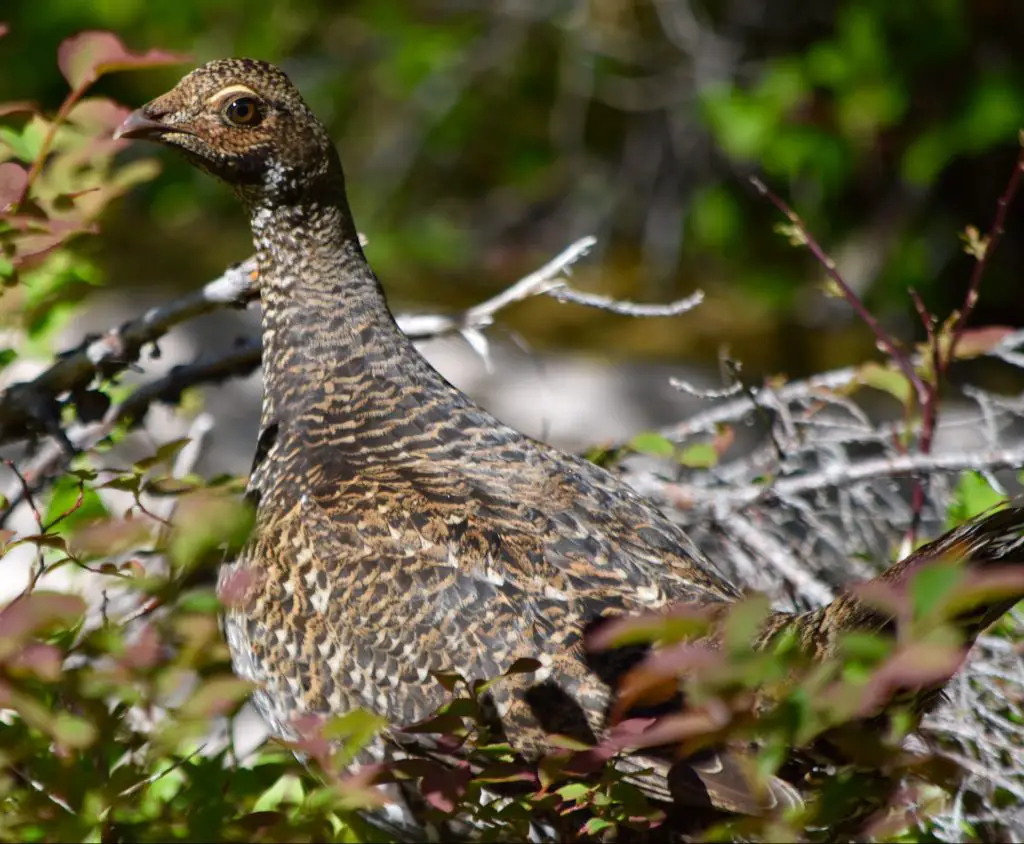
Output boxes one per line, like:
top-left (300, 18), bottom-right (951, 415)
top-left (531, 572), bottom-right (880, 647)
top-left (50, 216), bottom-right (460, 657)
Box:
top-left (169, 492), bottom-right (255, 571)
top-left (910, 563), bottom-right (964, 621)
top-left (722, 594), bottom-right (771, 655)
top-left (133, 437), bottom-right (192, 472)
top-left (556, 782), bottom-right (592, 802)
top-left (946, 471), bottom-right (1005, 530)
top-left (42, 473), bottom-right (108, 535)
top-left (178, 676), bottom-right (252, 719)
top-left (679, 443), bottom-right (718, 469)
top-left (838, 631), bottom-right (892, 664)
top-left (52, 712), bottom-right (97, 749)
top-left (857, 361), bottom-right (913, 406)
top-left (253, 774), bottom-right (305, 812)
top-left (582, 817), bottom-right (615, 836)
top-left (0, 117), bottom-right (48, 163)
top-left (629, 432), bottom-right (675, 458)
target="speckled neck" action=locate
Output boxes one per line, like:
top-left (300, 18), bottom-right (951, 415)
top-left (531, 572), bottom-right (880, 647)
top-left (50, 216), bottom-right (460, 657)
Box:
top-left (241, 168), bottom-right (440, 436)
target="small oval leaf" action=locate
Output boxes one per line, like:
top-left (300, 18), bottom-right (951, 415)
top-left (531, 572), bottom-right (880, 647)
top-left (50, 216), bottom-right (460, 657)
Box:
top-left (0, 162), bottom-right (28, 211)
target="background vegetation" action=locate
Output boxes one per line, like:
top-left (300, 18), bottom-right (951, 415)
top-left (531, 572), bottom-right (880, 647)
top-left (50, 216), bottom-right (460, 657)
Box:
top-left (3, 0), bottom-right (1024, 374)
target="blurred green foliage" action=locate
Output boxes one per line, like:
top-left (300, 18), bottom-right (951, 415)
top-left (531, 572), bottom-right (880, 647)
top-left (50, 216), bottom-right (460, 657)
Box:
top-left (2, 0), bottom-right (1022, 375)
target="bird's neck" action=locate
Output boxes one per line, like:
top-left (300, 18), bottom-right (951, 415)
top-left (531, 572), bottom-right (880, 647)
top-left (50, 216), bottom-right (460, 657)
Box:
top-left (245, 185), bottom-right (434, 434)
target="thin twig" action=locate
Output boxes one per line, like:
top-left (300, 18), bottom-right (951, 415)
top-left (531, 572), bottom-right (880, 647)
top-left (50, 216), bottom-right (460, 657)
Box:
top-left (0, 257), bottom-right (259, 446)
top-left (750, 176), bottom-right (928, 407)
top-left (946, 146), bottom-right (1024, 365)
top-left (639, 445), bottom-right (1024, 514)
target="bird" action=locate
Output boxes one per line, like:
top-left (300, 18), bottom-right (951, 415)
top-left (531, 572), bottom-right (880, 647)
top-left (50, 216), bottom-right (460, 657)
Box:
top-left (114, 59), bottom-right (1024, 839)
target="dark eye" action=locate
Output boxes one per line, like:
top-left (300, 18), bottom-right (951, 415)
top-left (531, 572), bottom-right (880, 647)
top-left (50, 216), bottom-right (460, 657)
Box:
top-left (223, 96), bottom-right (262, 126)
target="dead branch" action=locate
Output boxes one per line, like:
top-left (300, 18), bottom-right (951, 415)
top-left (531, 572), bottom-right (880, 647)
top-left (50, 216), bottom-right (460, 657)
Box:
top-left (0, 236), bottom-right (706, 453)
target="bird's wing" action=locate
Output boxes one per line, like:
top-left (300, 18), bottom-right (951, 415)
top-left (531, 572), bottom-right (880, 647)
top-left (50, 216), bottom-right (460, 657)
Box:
top-left (291, 453), bottom-right (793, 814)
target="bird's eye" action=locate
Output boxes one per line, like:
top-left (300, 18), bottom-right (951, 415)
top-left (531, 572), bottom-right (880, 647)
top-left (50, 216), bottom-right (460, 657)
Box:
top-left (223, 96), bottom-right (262, 126)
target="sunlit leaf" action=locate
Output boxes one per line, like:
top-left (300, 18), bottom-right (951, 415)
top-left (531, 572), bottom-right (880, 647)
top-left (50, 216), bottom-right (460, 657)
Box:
top-left (419, 760), bottom-right (470, 813)
top-left (0, 591), bottom-right (86, 647)
top-left (57, 31), bottom-right (188, 92)
top-left (42, 473), bottom-right (108, 536)
top-left (52, 712), bottom-right (97, 749)
top-left (950, 325), bottom-right (1014, 360)
top-left (66, 97), bottom-right (130, 133)
top-left (679, 442), bottom-right (718, 468)
top-left (857, 361), bottom-right (913, 406)
top-left (0, 118), bottom-right (48, 163)
top-left (0, 161), bottom-right (27, 209)
top-left (909, 562), bottom-right (964, 620)
top-left (178, 676), bottom-right (252, 719)
top-left (252, 774), bottom-right (305, 812)
top-left (946, 471), bottom-right (1005, 529)
top-left (630, 431), bottom-right (675, 457)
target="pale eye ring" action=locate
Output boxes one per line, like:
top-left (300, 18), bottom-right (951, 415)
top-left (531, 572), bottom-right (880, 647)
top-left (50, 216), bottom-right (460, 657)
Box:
top-left (223, 96), bottom-right (262, 126)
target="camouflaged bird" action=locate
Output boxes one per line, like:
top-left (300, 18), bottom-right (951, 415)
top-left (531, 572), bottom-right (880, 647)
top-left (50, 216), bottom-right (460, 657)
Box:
top-left (115, 59), bottom-right (1024, 837)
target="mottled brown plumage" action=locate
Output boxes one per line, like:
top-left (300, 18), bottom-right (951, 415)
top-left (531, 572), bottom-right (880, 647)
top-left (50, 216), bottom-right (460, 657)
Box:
top-left (115, 59), bottom-right (1024, 836)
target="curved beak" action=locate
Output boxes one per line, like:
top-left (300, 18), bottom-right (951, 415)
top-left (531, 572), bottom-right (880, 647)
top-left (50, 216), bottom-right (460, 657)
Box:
top-left (113, 108), bottom-right (170, 142)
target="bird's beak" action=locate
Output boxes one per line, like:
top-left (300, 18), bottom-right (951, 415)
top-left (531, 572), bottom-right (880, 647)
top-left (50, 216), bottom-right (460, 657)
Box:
top-left (113, 108), bottom-right (171, 142)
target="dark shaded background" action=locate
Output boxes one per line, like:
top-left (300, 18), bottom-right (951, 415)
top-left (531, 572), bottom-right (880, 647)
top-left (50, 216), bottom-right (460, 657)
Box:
top-left (3, 0), bottom-right (1023, 379)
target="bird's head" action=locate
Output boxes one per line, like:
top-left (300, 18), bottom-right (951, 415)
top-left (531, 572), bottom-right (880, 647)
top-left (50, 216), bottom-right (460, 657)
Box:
top-left (115, 58), bottom-right (338, 202)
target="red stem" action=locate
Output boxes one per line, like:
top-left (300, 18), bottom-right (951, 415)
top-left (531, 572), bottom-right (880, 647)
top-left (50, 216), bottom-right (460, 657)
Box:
top-left (750, 176), bottom-right (929, 409)
top-left (944, 147), bottom-right (1024, 369)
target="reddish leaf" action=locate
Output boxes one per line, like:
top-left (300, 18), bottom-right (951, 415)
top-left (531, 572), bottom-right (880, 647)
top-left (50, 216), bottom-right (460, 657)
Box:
top-left (0, 101), bottom-right (37, 117)
top-left (850, 579), bottom-right (911, 620)
top-left (57, 31), bottom-right (188, 92)
top-left (943, 566), bottom-right (1024, 618)
top-left (70, 516), bottom-right (152, 557)
top-left (712, 424), bottom-right (735, 457)
top-left (419, 760), bottom-right (471, 814)
top-left (288, 713), bottom-right (332, 767)
top-left (121, 624), bottom-right (162, 670)
top-left (0, 592), bottom-right (86, 644)
top-left (6, 217), bottom-right (96, 268)
top-left (179, 676), bottom-right (252, 719)
top-left (0, 24), bottom-right (7, 39)
top-left (610, 642), bottom-right (720, 723)
top-left (66, 97), bottom-right (130, 133)
top-left (951, 325), bottom-right (1015, 359)
top-left (586, 602), bottom-right (718, 651)
top-left (855, 641), bottom-right (966, 717)
top-left (0, 162), bottom-right (28, 211)
top-left (7, 642), bottom-right (62, 681)
top-left (216, 565), bottom-right (263, 608)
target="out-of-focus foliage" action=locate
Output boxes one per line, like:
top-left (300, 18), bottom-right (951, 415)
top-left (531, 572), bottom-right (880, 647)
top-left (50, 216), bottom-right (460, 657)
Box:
top-left (3, 0), bottom-right (1023, 372)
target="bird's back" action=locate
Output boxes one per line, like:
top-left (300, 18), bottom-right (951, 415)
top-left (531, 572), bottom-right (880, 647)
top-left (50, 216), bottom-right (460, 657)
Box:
top-left (221, 382), bottom-right (742, 753)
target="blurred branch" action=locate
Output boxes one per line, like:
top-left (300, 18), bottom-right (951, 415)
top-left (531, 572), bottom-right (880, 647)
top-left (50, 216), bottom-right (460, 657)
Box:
top-left (0, 257), bottom-right (259, 447)
top-left (639, 446), bottom-right (1024, 517)
top-left (0, 236), bottom-right (708, 502)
